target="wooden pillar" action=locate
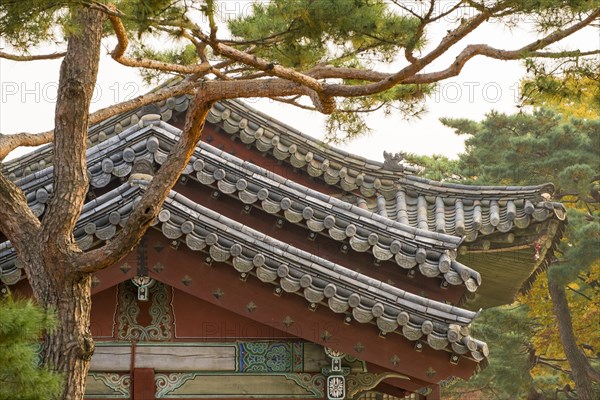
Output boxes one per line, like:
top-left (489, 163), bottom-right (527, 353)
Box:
top-left (130, 342), bottom-right (155, 400)
top-left (132, 368), bottom-right (155, 400)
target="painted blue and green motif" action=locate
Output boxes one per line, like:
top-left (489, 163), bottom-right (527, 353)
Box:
top-left (237, 342), bottom-right (303, 372)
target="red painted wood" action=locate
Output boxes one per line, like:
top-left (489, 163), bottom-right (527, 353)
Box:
top-left (133, 368), bottom-right (155, 400)
top-left (172, 287), bottom-right (293, 340)
top-left (90, 286), bottom-right (118, 340)
top-left (91, 257), bottom-right (137, 295)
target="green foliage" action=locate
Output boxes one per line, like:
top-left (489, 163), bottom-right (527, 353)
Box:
top-left (499, 0), bottom-right (600, 30)
top-left (0, 295), bottom-right (62, 400)
top-left (439, 109), bottom-right (600, 398)
top-left (549, 210), bottom-right (600, 285)
top-left (115, 0), bottom-right (187, 36)
top-left (444, 305), bottom-right (539, 399)
top-left (0, 0), bottom-right (189, 50)
top-left (0, 0), bottom-right (78, 49)
top-left (324, 108), bottom-right (372, 145)
top-left (133, 43), bottom-right (199, 85)
top-left (228, 0), bottom-right (420, 69)
top-left (442, 109), bottom-right (600, 189)
top-left (402, 153), bottom-right (462, 182)
top-left (445, 109), bottom-right (600, 281)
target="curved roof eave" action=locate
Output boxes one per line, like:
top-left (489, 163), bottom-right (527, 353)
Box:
top-left (9, 120), bottom-right (482, 290)
top-left (0, 179), bottom-right (488, 362)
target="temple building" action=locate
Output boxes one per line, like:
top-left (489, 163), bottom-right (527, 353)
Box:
top-left (0, 96), bottom-right (566, 399)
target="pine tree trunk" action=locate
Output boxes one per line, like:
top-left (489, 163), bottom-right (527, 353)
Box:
top-left (26, 248), bottom-right (94, 400)
top-left (46, 278), bottom-right (94, 400)
top-left (23, 6), bottom-right (104, 400)
top-left (547, 275), bottom-right (596, 400)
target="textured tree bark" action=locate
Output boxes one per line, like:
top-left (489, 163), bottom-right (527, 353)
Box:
top-left (27, 251), bottom-right (94, 400)
top-left (19, 6), bottom-right (105, 400)
top-left (547, 275), bottom-right (599, 400)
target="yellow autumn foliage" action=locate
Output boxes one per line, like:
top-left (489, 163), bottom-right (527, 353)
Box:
top-left (522, 76), bottom-right (600, 120)
top-left (520, 262), bottom-right (600, 385)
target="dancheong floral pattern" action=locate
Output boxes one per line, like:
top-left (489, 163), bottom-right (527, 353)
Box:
top-left (116, 280), bottom-right (172, 341)
top-left (237, 342), bottom-right (303, 372)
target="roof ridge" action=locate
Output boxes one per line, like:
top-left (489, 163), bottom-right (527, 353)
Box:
top-left (3, 94), bottom-right (556, 202)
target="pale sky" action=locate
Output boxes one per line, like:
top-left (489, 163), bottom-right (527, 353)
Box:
top-left (1, 4), bottom-right (597, 161)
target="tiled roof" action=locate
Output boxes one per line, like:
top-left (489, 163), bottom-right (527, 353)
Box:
top-left (4, 113), bottom-right (566, 297)
top-left (0, 178), bottom-right (488, 361)
top-left (203, 101), bottom-right (566, 242)
top-left (368, 187), bottom-right (566, 242)
top-left (0, 183), bottom-right (138, 282)
top-left (3, 94), bottom-right (567, 307)
top-left (3, 96), bottom-right (566, 241)
top-left (8, 120), bottom-right (482, 291)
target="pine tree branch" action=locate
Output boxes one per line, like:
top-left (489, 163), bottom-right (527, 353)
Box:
top-left (404, 0), bottom-right (437, 63)
top-left (537, 359), bottom-right (572, 374)
top-left (538, 356), bottom-right (568, 362)
top-left (87, 78), bottom-right (199, 126)
top-left (191, 29), bottom-right (335, 113)
top-left (309, 50), bottom-right (600, 83)
top-left (321, 9), bottom-right (493, 97)
top-left (219, 28), bottom-right (296, 46)
top-left (548, 276), bottom-right (599, 398)
top-left (524, 50), bottom-right (600, 59)
top-left (40, 7), bottom-right (105, 247)
top-left (0, 79), bottom-right (200, 161)
top-left (73, 94), bottom-right (214, 273)
top-left (403, 9), bottom-right (600, 85)
top-left (0, 131), bottom-right (53, 161)
top-left (566, 285), bottom-right (593, 301)
top-left (307, 10), bottom-right (599, 88)
top-left (0, 51), bottom-right (66, 61)
top-left (389, 0), bottom-right (423, 20)
top-left (271, 97), bottom-right (317, 111)
top-left (106, 5), bottom-right (212, 75)
top-left (205, 0), bottom-right (218, 46)
top-left (0, 173), bottom-right (42, 254)
top-left (206, 38), bottom-right (321, 92)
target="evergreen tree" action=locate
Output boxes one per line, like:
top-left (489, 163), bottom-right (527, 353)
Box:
top-left (0, 295), bottom-right (62, 400)
top-left (441, 110), bottom-right (600, 399)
